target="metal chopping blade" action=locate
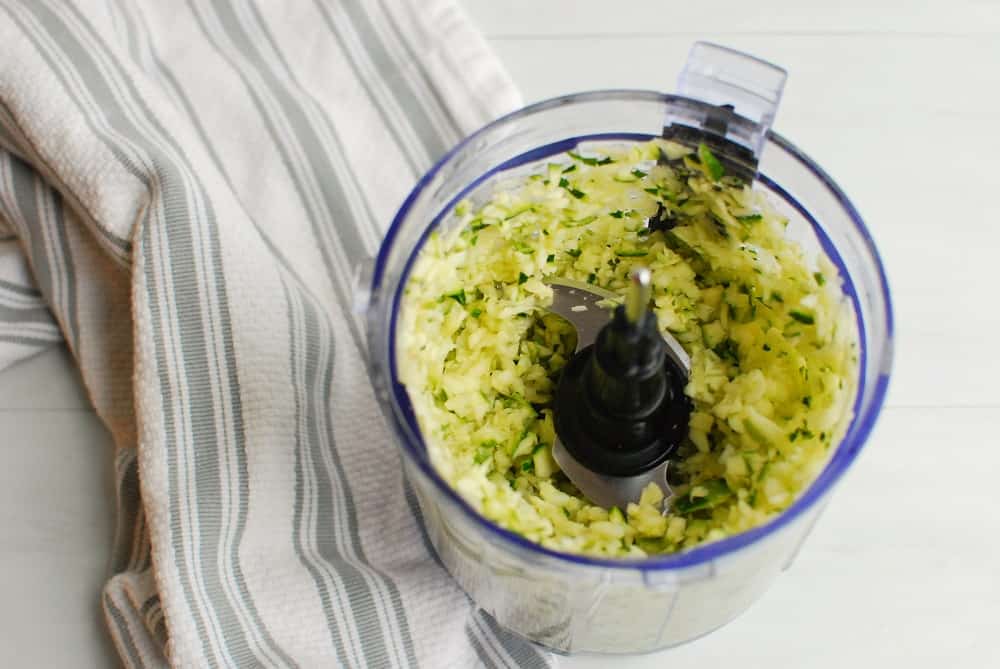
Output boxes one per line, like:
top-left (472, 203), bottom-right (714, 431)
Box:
top-left (544, 277), bottom-right (692, 510)
top-left (546, 277), bottom-right (691, 373)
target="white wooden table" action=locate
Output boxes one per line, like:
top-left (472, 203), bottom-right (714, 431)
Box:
top-left (2, 1), bottom-right (997, 666)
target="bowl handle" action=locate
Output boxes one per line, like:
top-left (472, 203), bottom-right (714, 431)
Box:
top-left (675, 41), bottom-right (787, 159)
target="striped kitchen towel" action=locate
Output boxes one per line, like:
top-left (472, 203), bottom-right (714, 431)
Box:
top-left (0, 1), bottom-right (552, 667)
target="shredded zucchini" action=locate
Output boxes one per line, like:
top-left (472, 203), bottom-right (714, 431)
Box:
top-left (398, 139), bottom-right (859, 558)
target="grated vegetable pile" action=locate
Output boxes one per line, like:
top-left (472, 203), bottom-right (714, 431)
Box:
top-left (398, 139), bottom-right (859, 558)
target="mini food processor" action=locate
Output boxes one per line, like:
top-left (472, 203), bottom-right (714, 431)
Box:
top-left (363, 43), bottom-right (893, 654)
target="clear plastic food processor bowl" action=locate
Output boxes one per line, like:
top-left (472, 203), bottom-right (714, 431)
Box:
top-left (363, 44), bottom-right (894, 654)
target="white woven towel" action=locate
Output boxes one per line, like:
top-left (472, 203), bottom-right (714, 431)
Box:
top-left (0, 1), bottom-right (553, 666)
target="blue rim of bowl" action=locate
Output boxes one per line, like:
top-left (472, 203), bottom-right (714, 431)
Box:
top-left (371, 90), bottom-right (895, 571)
